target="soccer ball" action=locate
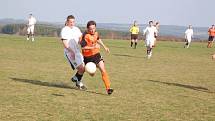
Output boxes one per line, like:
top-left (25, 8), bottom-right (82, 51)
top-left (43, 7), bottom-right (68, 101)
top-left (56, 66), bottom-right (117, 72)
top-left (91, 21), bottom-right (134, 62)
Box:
top-left (85, 62), bottom-right (97, 75)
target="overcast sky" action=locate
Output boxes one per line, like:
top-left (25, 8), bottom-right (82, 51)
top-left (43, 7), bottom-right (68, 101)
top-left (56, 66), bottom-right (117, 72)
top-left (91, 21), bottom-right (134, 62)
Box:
top-left (1, 0), bottom-right (214, 27)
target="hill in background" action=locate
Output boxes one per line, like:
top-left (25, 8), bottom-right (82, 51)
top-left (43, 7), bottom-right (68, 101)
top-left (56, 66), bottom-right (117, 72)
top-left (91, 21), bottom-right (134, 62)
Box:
top-left (0, 18), bottom-right (209, 41)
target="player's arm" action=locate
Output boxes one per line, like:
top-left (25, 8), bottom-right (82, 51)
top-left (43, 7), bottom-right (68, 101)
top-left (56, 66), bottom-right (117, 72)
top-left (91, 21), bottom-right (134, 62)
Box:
top-left (61, 39), bottom-right (75, 58)
top-left (191, 30), bottom-right (194, 38)
top-left (129, 27), bottom-right (132, 33)
top-left (97, 39), bottom-right (110, 53)
top-left (184, 30), bottom-right (187, 38)
top-left (143, 28), bottom-right (147, 35)
top-left (80, 38), bottom-right (96, 50)
top-left (34, 18), bottom-right (37, 24)
top-left (81, 41), bottom-right (96, 50)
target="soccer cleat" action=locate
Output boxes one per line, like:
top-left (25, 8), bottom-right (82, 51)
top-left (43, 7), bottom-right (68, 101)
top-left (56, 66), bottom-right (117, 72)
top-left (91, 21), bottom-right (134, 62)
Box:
top-left (76, 82), bottom-right (87, 90)
top-left (71, 76), bottom-right (78, 82)
top-left (32, 38), bottom-right (34, 42)
top-left (71, 76), bottom-right (87, 90)
top-left (107, 88), bottom-right (114, 95)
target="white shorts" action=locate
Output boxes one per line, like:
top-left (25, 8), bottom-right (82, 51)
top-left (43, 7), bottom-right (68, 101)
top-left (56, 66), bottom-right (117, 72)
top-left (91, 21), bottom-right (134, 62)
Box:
top-left (27, 25), bottom-right (35, 34)
top-left (64, 51), bottom-right (84, 70)
top-left (146, 39), bottom-right (155, 48)
top-left (186, 37), bottom-right (192, 43)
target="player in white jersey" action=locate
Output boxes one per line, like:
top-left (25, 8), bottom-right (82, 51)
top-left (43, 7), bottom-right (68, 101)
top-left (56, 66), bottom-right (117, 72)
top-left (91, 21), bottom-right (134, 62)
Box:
top-left (184, 25), bottom-right (194, 48)
top-left (27, 14), bottom-right (37, 41)
top-left (143, 21), bottom-right (158, 59)
top-left (153, 21), bottom-right (160, 47)
top-left (60, 15), bottom-right (86, 90)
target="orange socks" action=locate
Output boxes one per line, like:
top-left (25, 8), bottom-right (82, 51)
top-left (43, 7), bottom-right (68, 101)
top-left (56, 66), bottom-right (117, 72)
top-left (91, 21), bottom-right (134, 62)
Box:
top-left (101, 71), bottom-right (110, 89)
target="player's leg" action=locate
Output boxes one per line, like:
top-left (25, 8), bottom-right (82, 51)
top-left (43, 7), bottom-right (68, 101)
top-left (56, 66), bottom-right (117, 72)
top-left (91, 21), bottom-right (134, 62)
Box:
top-left (208, 36), bottom-right (212, 48)
top-left (184, 41), bottom-right (187, 48)
top-left (134, 34), bottom-right (138, 49)
top-left (146, 46), bottom-right (152, 59)
top-left (146, 40), bottom-right (150, 58)
top-left (187, 40), bottom-right (191, 48)
top-left (27, 27), bottom-right (30, 40)
top-left (211, 37), bottom-right (214, 48)
top-left (31, 26), bottom-right (35, 41)
top-left (73, 63), bottom-right (87, 90)
top-left (65, 52), bottom-right (86, 89)
top-left (131, 40), bottom-right (134, 47)
top-left (134, 39), bottom-right (137, 49)
top-left (131, 34), bottom-right (134, 47)
top-left (148, 40), bottom-right (154, 58)
top-left (97, 61), bottom-right (113, 95)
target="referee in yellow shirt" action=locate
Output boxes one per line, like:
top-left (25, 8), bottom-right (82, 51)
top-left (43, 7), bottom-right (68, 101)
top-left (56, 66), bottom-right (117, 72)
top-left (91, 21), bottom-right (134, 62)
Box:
top-left (129, 20), bottom-right (139, 49)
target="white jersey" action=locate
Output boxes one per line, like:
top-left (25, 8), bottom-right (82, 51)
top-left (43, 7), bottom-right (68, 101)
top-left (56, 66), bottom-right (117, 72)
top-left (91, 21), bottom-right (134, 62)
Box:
top-left (61, 26), bottom-right (83, 69)
top-left (185, 28), bottom-right (193, 42)
top-left (27, 17), bottom-right (36, 34)
top-left (28, 17), bottom-right (36, 26)
top-left (143, 26), bottom-right (158, 41)
top-left (143, 26), bottom-right (158, 47)
top-left (61, 26), bottom-right (82, 54)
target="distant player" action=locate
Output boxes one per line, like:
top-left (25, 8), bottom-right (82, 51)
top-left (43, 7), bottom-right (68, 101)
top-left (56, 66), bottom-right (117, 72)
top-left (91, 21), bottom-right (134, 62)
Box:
top-left (27, 14), bottom-right (36, 41)
top-left (143, 21), bottom-right (158, 59)
top-left (60, 15), bottom-right (86, 90)
top-left (184, 25), bottom-right (194, 48)
top-left (153, 21), bottom-right (160, 47)
top-left (129, 20), bottom-right (139, 49)
top-left (207, 25), bottom-right (215, 48)
top-left (81, 20), bottom-right (114, 95)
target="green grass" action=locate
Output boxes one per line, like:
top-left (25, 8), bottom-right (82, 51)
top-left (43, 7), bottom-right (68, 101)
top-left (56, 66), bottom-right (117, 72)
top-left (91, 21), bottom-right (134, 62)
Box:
top-left (0, 35), bottom-right (215, 121)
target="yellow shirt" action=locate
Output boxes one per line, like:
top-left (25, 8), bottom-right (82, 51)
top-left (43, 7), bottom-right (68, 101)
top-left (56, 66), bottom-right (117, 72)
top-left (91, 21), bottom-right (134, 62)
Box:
top-left (130, 26), bottom-right (139, 34)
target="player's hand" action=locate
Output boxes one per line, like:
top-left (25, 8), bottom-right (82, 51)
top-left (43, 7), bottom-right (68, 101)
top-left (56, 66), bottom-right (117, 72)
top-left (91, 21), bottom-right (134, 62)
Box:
top-left (69, 52), bottom-right (75, 60)
top-left (105, 47), bottom-right (110, 53)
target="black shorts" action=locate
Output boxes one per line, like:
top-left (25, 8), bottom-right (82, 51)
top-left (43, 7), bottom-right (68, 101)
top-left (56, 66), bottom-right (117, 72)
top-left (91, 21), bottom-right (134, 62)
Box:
top-left (84, 53), bottom-right (104, 65)
top-left (131, 34), bottom-right (138, 40)
top-left (208, 36), bottom-right (214, 41)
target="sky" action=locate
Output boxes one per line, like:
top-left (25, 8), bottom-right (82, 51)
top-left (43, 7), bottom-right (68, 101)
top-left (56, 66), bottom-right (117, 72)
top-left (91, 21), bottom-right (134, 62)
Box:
top-left (1, 0), bottom-right (214, 27)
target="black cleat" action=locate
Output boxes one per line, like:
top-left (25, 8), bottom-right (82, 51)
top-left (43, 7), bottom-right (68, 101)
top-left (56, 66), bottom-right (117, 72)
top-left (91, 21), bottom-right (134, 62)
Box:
top-left (71, 76), bottom-right (87, 90)
top-left (71, 76), bottom-right (78, 82)
top-left (107, 88), bottom-right (114, 95)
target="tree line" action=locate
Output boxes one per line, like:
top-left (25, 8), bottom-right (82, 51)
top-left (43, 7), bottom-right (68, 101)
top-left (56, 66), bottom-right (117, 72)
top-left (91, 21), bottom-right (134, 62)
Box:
top-left (0, 24), bottom-right (131, 40)
top-left (0, 24), bottom-right (189, 41)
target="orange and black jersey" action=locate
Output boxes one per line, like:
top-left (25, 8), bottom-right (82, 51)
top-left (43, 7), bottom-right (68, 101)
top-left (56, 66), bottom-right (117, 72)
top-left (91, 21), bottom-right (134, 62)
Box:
top-left (81, 31), bottom-right (100, 57)
top-left (208, 28), bottom-right (215, 36)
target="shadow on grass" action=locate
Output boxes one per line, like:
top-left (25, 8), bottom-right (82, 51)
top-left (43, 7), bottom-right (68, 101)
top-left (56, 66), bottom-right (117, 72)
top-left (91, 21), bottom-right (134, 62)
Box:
top-left (146, 80), bottom-right (214, 94)
top-left (112, 53), bottom-right (142, 58)
top-left (52, 93), bottom-right (65, 97)
top-left (10, 77), bottom-right (108, 96)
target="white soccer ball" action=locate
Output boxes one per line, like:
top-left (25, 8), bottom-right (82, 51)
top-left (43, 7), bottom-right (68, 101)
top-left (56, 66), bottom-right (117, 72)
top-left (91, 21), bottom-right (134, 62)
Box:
top-left (85, 62), bottom-right (97, 74)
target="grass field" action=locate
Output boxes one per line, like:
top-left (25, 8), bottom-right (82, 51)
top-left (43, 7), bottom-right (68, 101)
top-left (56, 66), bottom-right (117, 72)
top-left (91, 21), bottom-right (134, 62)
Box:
top-left (0, 35), bottom-right (215, 121)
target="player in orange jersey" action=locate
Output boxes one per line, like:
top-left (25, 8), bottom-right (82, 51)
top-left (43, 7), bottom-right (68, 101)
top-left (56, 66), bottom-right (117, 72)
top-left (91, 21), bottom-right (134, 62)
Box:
top-left (80, 20), bottom-right (114, 95)
top-left (207, 25), bottom-right (215, 48)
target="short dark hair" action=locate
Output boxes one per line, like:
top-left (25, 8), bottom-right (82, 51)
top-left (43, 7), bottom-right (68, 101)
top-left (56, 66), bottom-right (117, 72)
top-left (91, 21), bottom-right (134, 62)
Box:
top-left (87, 20), bottom-right (96, 28)
top-left (67, 15), bottom-right (75, 21)
top-left (149, 21), bottom-right (153, 24)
